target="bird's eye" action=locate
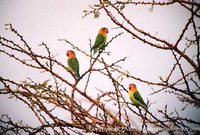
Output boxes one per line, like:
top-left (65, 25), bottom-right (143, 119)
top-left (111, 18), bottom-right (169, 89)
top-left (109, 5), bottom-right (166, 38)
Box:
top-left (105, 28), bottom-right (108, 33)
top-left (129, 86), bottom-right (131, 89)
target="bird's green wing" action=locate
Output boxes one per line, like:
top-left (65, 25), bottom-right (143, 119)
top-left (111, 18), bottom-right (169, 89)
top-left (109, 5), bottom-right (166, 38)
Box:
top-left (133, 91), bottom-right (147, 108)
top-left (91, 34), bottom-right (106, 50)
top-left (68, 57), bottom-right (80, 78)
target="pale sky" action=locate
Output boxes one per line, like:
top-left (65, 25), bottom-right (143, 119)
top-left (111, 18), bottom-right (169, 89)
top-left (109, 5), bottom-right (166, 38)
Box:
top-left (0, 0), bottom-right (199, 133)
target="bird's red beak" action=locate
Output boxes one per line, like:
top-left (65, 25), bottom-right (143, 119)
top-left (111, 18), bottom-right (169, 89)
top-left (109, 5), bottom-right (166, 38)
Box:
top-left (129, 84), bottom-right (133, 90)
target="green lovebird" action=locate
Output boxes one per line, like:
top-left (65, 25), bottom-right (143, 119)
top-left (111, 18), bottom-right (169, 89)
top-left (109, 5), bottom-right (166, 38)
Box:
top-left (66, 50), bottom-right (80, 79)
top-left (91, 27), bottom-right (109, 55)
top-left (129, 83), bottom-right (147, 109)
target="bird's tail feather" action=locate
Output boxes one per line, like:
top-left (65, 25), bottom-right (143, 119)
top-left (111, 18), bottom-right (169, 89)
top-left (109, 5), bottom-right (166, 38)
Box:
top-left (142, 104), bottom-right (148, 110)
top-left (76, 72), bottom-right (81, 79)
top-left (93, 48), bottom-right (98, 55)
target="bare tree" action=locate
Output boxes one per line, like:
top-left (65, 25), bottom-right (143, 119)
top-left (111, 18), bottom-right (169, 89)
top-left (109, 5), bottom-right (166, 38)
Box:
top-left (0, 0), bottom-right (200, 135)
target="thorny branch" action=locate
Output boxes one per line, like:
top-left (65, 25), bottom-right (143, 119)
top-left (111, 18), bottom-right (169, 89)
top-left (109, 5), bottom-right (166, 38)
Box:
top-left (1, 0), bottom-right (200, 134)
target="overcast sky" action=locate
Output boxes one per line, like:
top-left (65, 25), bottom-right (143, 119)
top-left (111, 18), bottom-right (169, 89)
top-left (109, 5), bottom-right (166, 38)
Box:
top-left (0, 0), bottom-right (199, 132)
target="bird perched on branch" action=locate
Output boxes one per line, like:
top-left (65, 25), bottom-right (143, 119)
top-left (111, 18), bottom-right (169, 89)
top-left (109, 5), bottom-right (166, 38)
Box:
top-left (129, 83), bottom-right (147, 110)
top-left (66, 50), bottom-right (80, 79)
top-left (91, 27), bottom-right (108, 55)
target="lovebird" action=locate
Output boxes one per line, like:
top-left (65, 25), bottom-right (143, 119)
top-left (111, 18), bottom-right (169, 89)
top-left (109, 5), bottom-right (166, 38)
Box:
top-left (91, 27), bottom-right (109, 55)
top-left (129, 83), bottom-right (147, 109)
top-left (66, 50), bottom-right (80, 79)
